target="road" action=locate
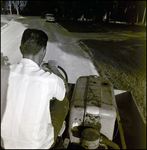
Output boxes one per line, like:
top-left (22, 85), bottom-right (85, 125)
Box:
top-left (1, 15), bottom-right (144, 95)
top-left (1, 16), bottom-right (98, 84)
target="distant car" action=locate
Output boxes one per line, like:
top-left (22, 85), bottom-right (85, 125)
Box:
top-left (46, 14), bottom-right (55, 22)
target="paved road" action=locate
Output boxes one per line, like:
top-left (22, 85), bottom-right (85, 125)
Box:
top-left (1, 16), bottom-right (98, 84)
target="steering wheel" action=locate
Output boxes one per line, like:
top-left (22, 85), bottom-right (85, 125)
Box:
top-left (58, 65), bottom-right (68, 83)
top-left (41, 63), bottom-right (68, 83)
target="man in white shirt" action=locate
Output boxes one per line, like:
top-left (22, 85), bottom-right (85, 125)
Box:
top-left (1, 29), bottom-right (69, 149)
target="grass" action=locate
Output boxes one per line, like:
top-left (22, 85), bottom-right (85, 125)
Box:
top-left (56, 19), bottom-right (146, 33)
top-left (79, 39), bottom-right (146, 121)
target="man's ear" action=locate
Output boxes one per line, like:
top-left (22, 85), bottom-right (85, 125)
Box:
top-left (42, 47), bottom-right (46, 57)
top-left (39, 47), bottom-right (46, 61)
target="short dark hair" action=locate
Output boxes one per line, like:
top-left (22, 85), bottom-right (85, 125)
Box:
top-left (20, 29), bottom-right (48, 55)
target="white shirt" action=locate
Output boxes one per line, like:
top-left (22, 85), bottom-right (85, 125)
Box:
top-left (1, 58), bottom-right (66, 149)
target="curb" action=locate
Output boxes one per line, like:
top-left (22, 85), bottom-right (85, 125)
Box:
top-left (55, 22), bottom-right (68, 32)
top-left (1, 19), bottom-right (14, 30)
top-left (1, 15), bottom-right (23, 30)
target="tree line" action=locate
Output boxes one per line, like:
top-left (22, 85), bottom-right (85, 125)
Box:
top-left (1, 1), bottom-right (27, 15)
top-left (1, 1), bottom-right (146, 25)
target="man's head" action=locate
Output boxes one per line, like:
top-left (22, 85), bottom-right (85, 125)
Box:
top-left (20, 29), bottom-right (48, 65)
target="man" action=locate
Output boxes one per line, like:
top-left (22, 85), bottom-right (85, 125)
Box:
top-left (1, 29), bottom-right (69, 149)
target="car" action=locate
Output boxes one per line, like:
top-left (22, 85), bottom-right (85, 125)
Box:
top-left (46, 13), bottom-right (55, 22)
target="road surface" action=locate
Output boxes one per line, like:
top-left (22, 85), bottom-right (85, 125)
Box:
top-left (1, 16), bottom-right (98, 84)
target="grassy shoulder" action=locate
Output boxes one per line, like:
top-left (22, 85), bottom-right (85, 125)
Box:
top-left (79, 38), bottom-right (146, 121)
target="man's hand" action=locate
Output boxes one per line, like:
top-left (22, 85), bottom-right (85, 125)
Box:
top-left (40, 61), bottom-right (51, 73)
top-left (48, 60), bottom-right (58, 70)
